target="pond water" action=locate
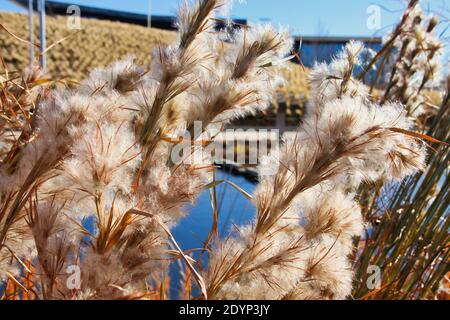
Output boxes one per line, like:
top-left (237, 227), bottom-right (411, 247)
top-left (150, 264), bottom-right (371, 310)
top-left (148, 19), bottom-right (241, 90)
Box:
top-left (172, 169), bottom-right (256, 250)
top-left (169, 168), bottom-right (257, 298)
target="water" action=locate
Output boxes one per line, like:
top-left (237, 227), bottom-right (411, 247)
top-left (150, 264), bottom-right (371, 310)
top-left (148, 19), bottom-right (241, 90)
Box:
top-left (169, 169), bottom-right (257, 298)
top-left (172, 169), bottom-right (256, 250)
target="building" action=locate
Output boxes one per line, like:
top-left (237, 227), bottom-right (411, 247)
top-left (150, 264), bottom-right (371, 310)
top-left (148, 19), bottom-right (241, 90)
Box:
top-left (293, 36), bottom-right (382, 67)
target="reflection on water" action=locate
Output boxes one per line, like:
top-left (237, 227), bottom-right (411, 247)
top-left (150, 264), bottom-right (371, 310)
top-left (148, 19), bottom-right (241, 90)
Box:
top-left (169, 168), bottom-right (257, 298)
top-left (172, 169), bottom-right (256, 249)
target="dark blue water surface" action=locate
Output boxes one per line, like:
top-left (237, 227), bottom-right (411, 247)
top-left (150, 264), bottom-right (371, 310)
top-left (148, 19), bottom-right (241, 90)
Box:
top-left (169, 168), bottom-right (257, 298)
top-left (172, 169), bottom-right (256, 250)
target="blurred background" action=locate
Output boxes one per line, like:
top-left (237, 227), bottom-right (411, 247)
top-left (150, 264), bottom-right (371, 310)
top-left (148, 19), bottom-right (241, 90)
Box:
top-left (1, 0), bottom-right (447, 130)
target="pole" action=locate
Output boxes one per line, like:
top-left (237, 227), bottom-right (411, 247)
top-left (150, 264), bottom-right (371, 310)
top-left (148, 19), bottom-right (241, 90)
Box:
top-left (38, 0), bottom-right (46, 70)
top-left (28, 0), bottom-right (34, 65)
top-left (147, 0), bottom-right (151, 28)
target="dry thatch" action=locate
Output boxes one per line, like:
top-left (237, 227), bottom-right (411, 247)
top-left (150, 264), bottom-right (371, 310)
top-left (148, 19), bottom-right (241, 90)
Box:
top-left (0, 12), bottom-right (176, 80)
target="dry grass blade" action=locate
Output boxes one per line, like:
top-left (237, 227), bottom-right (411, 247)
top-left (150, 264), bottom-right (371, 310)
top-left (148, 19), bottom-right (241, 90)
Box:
top-left (0, 23), bottom-right (40, 49)
top-left (388, 127), bottom-right (450, 146)
top-left (39, 31), bottom-right (81, 56)
top-left (224, 180), bottom-right (254, 201)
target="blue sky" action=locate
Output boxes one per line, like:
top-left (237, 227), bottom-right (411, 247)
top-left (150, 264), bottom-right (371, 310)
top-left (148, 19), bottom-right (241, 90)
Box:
top-left (1, 0), bottom-right (449, 38)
